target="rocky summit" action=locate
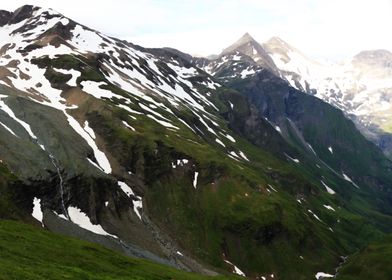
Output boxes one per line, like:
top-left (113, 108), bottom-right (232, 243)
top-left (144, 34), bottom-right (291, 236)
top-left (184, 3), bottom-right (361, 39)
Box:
top-left (0, 5), bottom-right (392, 280)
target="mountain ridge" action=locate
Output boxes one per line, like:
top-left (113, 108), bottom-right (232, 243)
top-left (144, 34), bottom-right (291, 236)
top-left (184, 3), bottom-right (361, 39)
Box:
top-left (204, 33), bottom-right (392, 158)
top-left (0, 6), bottom-right (392, 280)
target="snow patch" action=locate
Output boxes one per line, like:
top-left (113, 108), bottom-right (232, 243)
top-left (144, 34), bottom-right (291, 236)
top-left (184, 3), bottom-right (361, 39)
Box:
top-left (0, 121), bottom-right (18, 137)
top-left (223, 133), bottom-right (236, 143)
top-left (342, 172), bottom-right (360, 189)
top-left (238, 151), bottom-right (249, 161)
top-left (315, 272), bottom-right (334, 279)
top-left (223, 259), bottom-right (246, 277)
top-left (268, 184), bottom-right (278, 192)
top-left (60, 18), bottom-right (69, 25)
top-left (122, 120), bottom-right (136, 131)
top-left (146, 114), bottom-right (179, 130)
top-left (0, 97), bottom-right (38, 139)
top-left (118, 181), bottom-right (143, 220)
top-left (285, 154), bottom-right (300, 163)
top-left (193, 172), bottom-right (199, 189)
top-left (32, 197), bottom-right (43, 226)
top-left (321, 180), bottom-right (335, 194)
top-left (81, 81), bottom-right (124, 100)
top-left (308, 209), bottom-right (323, 222)
top-left (54, 68), bottom-right (80, 87)
top-left (215, 138), bottom-right (226, 147)
top-left (68, 206), bottom-right (115, 237)
top-left (83, 121), bottom-right (96, 139)
top-left (323, 205), bottom-right (335, 211)
top-left (67, 117), bottom-right (111, 173)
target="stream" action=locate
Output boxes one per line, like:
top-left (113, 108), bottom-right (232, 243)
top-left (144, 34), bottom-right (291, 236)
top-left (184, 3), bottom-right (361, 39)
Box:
top-left (48, 153), bottom-right (69, 219)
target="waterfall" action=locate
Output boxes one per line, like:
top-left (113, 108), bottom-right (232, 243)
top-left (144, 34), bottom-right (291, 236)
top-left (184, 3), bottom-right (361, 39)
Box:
top-left (48, 154), bottom-right (69, 219)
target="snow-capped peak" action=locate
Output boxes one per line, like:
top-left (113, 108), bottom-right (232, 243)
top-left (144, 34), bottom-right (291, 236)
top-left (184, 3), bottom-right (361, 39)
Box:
top-left (219, 32), bottom-right (278, 74)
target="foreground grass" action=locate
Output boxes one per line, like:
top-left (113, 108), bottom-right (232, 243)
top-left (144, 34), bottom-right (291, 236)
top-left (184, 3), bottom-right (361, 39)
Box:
top-left (0, 220), bottom-right (237, 280)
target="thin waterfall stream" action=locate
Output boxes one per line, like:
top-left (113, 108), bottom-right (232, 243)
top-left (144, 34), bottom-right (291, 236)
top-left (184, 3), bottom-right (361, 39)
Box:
top-left (48, 153), bottom-right (69, 219)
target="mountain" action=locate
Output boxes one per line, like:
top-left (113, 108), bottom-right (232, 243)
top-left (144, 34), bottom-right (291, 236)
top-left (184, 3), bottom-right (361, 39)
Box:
top-left (194, 33), bottom-right (279, 79)
top-left (221, 33), bottom-right (278, 72)
top-left (263, 37), bottom-right (392, 158)
top-left (1, 6), bottom-right (392, 280)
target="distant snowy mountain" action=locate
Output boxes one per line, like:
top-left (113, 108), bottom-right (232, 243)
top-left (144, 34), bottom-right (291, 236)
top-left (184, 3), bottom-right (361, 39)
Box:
top-left (199, 33), bottom-right (392, 157)
top-left (263, 37), bottom-right (392, 156)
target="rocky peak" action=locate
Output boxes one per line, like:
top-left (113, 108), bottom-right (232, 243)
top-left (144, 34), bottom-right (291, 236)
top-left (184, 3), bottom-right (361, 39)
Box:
top-left (263, 36), bottom-right (308, 62)
top-left (353, 49), bottom-right (392, 68)
top-left (220, 32), bottom-right (278, 73)
top-left (8, 5), bottom-right (41, 25)
top-left (264, 36), bottom-right (293, 52)
top-left (221, 32), bottom-right (258, 55)
top-left (0, 10), bottom-right (12, 26)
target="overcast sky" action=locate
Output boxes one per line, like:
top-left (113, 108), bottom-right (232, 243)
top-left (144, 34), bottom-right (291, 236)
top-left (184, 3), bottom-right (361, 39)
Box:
top-left (2, 0), bottom-right (392, 61)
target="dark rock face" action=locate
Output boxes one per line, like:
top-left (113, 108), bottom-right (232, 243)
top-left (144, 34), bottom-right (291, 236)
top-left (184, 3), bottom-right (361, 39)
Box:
top-left (9, 5), bottom-right (39, 25)
top-left (0, 10), bottom-right (12, 27)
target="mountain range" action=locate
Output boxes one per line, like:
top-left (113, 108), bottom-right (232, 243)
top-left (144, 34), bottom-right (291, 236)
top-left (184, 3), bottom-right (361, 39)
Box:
top-left (0, 5), bottom-right (391, 280)
top-left (197, 33), bottom-right (392, 158)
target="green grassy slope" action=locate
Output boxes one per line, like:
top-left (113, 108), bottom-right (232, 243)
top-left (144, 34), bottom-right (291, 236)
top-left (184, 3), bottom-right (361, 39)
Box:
top-left (0, 220), bottom-right (238, 280)
top-left (336, 235), bottom-right (392, 280)
top-left (3, 52), bottom-right (392, 279)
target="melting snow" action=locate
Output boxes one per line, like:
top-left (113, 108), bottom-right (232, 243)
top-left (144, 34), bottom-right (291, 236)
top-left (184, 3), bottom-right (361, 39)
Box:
top-left (83, 121), bottom-right (96, 139)
top-left (240, 68), bottom-right (256, 78)
top-left (342, 172), bottom-right (360, 189)
top-left (0, 121), bottom-right (18, 137)
top-left (307, 143), bottom-right (317, 155)
top-left (323, 205), bottom-right (335, 211)
top-left (238, 151), bottom-right (249, 161)
top-left (0, 97), bottom-right (38, 139)
top-left (315, 272), bottom-right (334, 279)
top-left (328, 146), bottom-right (333, 154)
top-left (122, 120), bottom-right (136, 131)
top-left (118, 181), bottom-right (143, 220)
top-left (321, 180), bottom-right (335, 194)
top-left (60, 18), bottom-right (69, 25)
top-left (223, 133), bottom-right (236, 143)
top-left (68, 117), bottom-right (112, 173)
top-left (68, 206), bottom-right (116, 237)
top-left (286, 154), bottom-right (300, 163)
top-left (308, 209), bottom-right (323, 222)
top-left (54, 68), bottom-right (80, 87)
top-left (81, 81), bottom-right (124, 100)
top-left (146, 114), bottom-right (179, 130)
top-left (215, 138), bottom-right (226, 147)
top-left (193, 172), bottom-right (199, 189)
top-left (224, 259), bottom-right (246, 277)
top-left (32, 197), bottom-right (43, 226)
top-left (268, 184), bottom-right (278, 192)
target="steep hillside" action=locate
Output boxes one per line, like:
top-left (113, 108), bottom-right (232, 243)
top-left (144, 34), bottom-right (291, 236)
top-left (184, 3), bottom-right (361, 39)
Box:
top-left (0, 6), bottom-right (391, 280)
